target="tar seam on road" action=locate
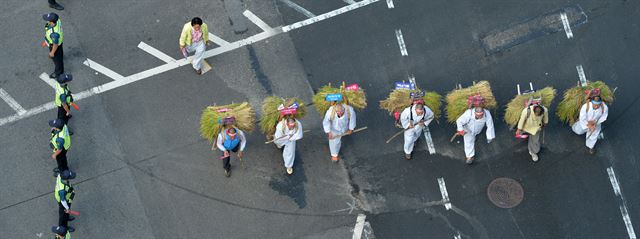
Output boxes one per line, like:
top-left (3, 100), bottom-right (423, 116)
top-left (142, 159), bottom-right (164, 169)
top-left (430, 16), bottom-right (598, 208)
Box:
top-left (395, 29), bottom-right (408, 56)
top-left (138, 41), bottom-right (176, 63)
top-left (560, 12), bottom-right (574, 39)
top-left (386, 0), bottom-right (394, 9)
top-left (607, 167), bottom-right (637, 239)
top-left (576, 65), bottom-right (587, 86)
top-left (437, 177), bottom-right (452, 210)
top-left (278, 0), bottom-right (316, 18)
top-left (0, 0), bottom-right (379, 127)
top-left (39, 72), bottom-right (58, 89)
top-left (352, 214), bottom-right (366, 239)
top-left (0, 88), bottom-right (26, 115)
top-left (247, 45), bottom-right (273, 95)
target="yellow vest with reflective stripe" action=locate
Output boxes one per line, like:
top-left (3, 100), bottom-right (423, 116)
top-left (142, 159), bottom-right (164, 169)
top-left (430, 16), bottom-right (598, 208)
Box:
top-left (50, 125), bottom-right (71, 152)
top-left (54, 83), bottom-right (71, 107)
top-left (54, 175), bottom-right (73, 204)
top-left (45, 20), bottom-right (63, 46)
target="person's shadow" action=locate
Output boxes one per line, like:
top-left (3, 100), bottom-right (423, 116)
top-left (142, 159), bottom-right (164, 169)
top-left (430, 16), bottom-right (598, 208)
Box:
top-left (268, 150), bottom-right (307, 209)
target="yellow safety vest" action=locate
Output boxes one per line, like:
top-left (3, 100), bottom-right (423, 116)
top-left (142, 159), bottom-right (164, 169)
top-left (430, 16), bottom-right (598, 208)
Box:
top-left (50, 125), bottom-right (71, 152)
top-left (44, 20), bottom-right (63, 46)
top-left (54, 83), bottom-right (71, 107)
top-left (54, 175), bottom-right (73, 204)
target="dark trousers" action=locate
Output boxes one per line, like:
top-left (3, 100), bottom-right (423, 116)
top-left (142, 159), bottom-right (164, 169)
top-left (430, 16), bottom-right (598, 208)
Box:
top-left (57, 106), bottom-right (70, 124)
top-left (56, 149), bottom-right (68, 172)
top-left (50, 44), bottom-right (64, 76)
top-left (58, 202), bottom-right (70, 227)
top-left (48, 0), bottom-right (58, 5)
top-left (221, 145), bottom-right (240, 171)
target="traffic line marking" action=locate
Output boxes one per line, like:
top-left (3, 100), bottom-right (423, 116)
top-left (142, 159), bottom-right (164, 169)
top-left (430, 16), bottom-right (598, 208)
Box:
top-left (454, 232), bottom-right (461, 239)
top-left (243, 10), bottom-right (275, 33)
top-left (386, 0), bottom-right (394, 8)
top-left (576, 65), bottom-right (587, 86)
top-left (208, 32), bottom-right (230, 46)
top-left (395, 29), bottom-right (408, 56)
top-left (39, 73), bottom-right (57, 89)
top-left (83, 58), bottom-right (126, 81)
top-left (278, 0), bottom-right (316, 18)
top-left (343, 0), bottom-right (357, 4)
top-left (437, 177), bottom-right (451, 210)
top-left (560, 12), bottom-right (574, 39)
top-left (283, 0), bottom-right (379, 32)
top-left (0, 89), bottom-right (27, 115)
top-left (424, 128), bottom-right (436, 155)
top-left (352, 214), bottom-right (366, 239)
top-left (137, 41), bottom-right (176, 63)
top-left (607, 167), bottom-right (637, 239)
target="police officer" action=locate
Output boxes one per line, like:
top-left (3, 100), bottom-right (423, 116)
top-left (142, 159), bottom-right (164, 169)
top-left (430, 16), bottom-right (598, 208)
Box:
top-left (52, 226), bottom-right (72, 239)
top-left (55, 170), bottom-right (76, 232)
top-left (50, 119), bottom-right (71, 173)
top-left (43, 13), bottom-right (64, 79)
top-left (54, 74), bottom-right (73, 126)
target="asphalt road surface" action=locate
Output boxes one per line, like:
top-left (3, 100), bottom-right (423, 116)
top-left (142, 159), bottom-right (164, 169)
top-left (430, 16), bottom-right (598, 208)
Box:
top-left (1, 0), bottom-right (638, 238)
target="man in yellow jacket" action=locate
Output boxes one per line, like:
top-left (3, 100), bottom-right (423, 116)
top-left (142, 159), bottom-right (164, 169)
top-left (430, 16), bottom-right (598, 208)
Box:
top-left (179, 17), bottom-right (209, 75)
top-left (516, 104), bottom-right (548, 162)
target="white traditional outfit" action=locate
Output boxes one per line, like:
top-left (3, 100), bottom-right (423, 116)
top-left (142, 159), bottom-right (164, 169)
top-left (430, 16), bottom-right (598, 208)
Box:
top-left (456, 109), bottom-right (495, 158)
top-left (322, 104), bottom-right (356, 158)
top-left (274, 119), bottom-right (304, 169)
top-left (571, 102), bottom-right (608, 149)
top-left (400, 105), bottom-right (434, 155)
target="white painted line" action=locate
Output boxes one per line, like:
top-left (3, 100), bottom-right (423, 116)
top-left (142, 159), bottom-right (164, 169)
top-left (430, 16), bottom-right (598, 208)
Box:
top-left (243, 10), bottom-right (274, 33)
top-left (454, 232), bottom-right (461, 239)
top-left (0, 89), bottom-right (27, 115)
top-left (343, 0), bottom-right (357, 4)
top-left (83, 58), bottom-right (125, 81)
top-left (424, 128), bottom-right (436, 155)
top-left (437, 177), bottom-right (451, 210)
top-left (137, 42), bottom-right (176, 63)
top-left (208, 32), bottom-right (230, 46)
top-left (560, 12), bottom-right (574, 39)
top-left (395, 29), bottom-right (408, 56)
top-left (517, 84), bottom-right (521, 95)
top-left (607, 167), bottom-right (637, 239)
top-left (39, 72), bottom-right (57, 89)
top-left (576, 65), bottom-right (587, 86)
top-left (352, 214), bottom-right (366, 239)
top-left (279, 0), bottom-right (316, 18)
top-left (386, 0), bottom-right (394, 8)
top-left (283, 0), bottom-right (379, 32)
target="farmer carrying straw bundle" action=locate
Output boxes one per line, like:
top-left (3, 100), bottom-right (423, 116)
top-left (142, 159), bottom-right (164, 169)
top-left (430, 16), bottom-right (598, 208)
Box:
top-left (380, 81), bottom-right (442, 160)
top-left (557, 81), bottom-right (613, 154)
top-left (200, 102), bottom-right (255, 177)
top-left (505, 85), bottom-right (556, 162)
top-left (314, 82), bottom-right (367, 162)
top-left (446, 81), bottom-right (497, 165)
top-left (260, 96), bottom-right (306, 175)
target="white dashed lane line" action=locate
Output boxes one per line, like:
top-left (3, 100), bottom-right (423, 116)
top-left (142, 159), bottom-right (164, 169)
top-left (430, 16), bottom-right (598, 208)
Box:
top-left (386, 0), bottom-right (394, 8)
top-left (437, 177), bottom-right (452, 210)
top-left (607, 167), bottom-right (637, 239)
top-left (560, 12), bottom-right (574, 39)
top-left (395, 29), bottom-right (408, 56)
top-left (576, 65), bottom-right (587, 86)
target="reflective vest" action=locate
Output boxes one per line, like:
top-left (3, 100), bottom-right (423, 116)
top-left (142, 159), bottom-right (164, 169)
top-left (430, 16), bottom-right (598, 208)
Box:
top-left (223, 131), bottom-right (240, 150)
top-left (50, 125), bottom-right (71, 152)
top-left (54, 232), bottom-right (71, 239)
top-left (54, 175), bottom-right (74, 204)
top-left (54, 83), bottom-right (71, 107)
top-left (44, 20), bottom-right (63, 46)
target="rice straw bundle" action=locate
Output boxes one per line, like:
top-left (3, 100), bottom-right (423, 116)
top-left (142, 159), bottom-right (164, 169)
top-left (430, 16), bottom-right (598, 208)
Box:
top-left (556, 81), bottom-right (614, 125)
top-left (312, 82), bottom-right (367, 114)
top-left (445, 81), bottom-right (497, 123)
top-left (504, 87), bottom-right (556, 127)
top-left (260, 96), bottom-right (307, 136)
top-left (200, 102), bottom-right (256, 142)
top-left (379, 89), bottom-right (443, 119)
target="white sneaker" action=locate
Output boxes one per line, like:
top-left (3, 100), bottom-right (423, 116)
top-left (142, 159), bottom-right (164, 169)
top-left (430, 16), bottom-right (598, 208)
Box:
top-left (530, 152), bottom-right (539, 162)
top-left (286, 167), bottom-right (293, 175)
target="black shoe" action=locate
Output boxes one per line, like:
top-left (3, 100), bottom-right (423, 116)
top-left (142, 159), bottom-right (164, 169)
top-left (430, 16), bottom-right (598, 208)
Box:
top-left (49, 73), bottom-right (59, 79)
top-left (49, 3), bottom-right (64, 10)
top-left (67, 226), bottom-right (75, 232)
top-left (224, 169), bottom-right (231, 177)
top-left (68, 216), bottom-right (75, 221)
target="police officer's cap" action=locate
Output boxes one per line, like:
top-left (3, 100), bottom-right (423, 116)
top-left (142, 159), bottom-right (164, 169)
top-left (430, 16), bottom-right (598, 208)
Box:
top-left (57, 74), bottom-right (73, 84)
top-left (43, 12), bottom-right (59, 22)
top-left (51, 226), bottom-right (67, 235)
top-left (48, 119), bottom-right (64, 129)
top-left (61, 170), bottom-right (76, 180)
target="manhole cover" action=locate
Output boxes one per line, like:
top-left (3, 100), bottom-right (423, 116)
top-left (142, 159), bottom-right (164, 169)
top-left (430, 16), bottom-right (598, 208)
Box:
top-left (487, 177), bottom-right (524, 208)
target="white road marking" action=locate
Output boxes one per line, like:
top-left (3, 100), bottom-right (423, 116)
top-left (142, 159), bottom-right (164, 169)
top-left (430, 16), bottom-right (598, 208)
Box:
top-left (454, 232), bottom-right (461, 239)
top-left (0, 89), bottom-right (27, 115)
top-left (343, 0), bottom-right (357, 4)
top-left (208, 32), bottom-right (230, 46)
top-left (576, 65), bottom-right (587, 86)
top-left (137, 42), bottom-right (176, 63)
top-left (283, 0), bottom-right (379, 32)
top-left (0, 1), bottom-right (378, 127)
top-left (386, 0), bottom-right (394, 8)
top-left (39, 72), bottom-right (57, 89)
top-left (560, 12), bottom-right (574, 39)
top-left (83, 58), bottom-right (126, 81)
top-left (243, 10), bottom-right (275, 33)
top-left (395, 29), bottom-right (408, 56)
top-left (352, 214), bottom-right (367, 239)
top-left (607, 167), bottom-right (637, 239)
top-left (424, 128), bottom-right (436, 155)
top-left (278, 0), bottom-right (316, 18)
top-left (437, 177), bottom-right (452, 210)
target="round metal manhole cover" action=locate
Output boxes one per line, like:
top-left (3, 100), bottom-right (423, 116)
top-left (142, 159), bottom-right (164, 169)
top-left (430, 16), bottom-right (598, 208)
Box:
top-left (487, 177), bottom-right (524, 208)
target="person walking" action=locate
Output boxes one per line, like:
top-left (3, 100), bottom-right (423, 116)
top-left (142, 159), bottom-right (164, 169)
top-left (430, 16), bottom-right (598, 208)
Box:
top-left (50, 119), bottom-right (71, 173)
top-left (48, 0), bottom-right (64, 10)
top-left (215, 123), bottom-right (247, 177)
top-left (43, 13), bottom-right (64, 79)
top-left (179, 17), bottom-right (209, 75)
top-left (516, 104), bottom-right (548, 162)
top-left (322, 103), bottom-right (356, 162)
top-left (572, 94), bottom-right (609, 154)
top-left (400, 102), bottom-right (434, 160)
top-left (455, 107), bottom-right (495, 164)
top-left (274, 118), bottom-right (303, 175)
top-left (54, 170), bottom-right (76, 232)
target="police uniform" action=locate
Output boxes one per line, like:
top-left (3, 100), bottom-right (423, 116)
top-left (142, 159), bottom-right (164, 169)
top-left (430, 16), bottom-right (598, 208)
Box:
top-left (54, 74), bottom-right (73, 125)
top-left (50, 119), bottom-right (71, 172)
top-left (55, 170), bottom-right (76, 232)
top-left (43, 13), bottom-right (64, 78)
